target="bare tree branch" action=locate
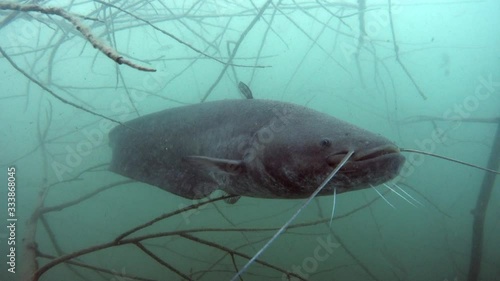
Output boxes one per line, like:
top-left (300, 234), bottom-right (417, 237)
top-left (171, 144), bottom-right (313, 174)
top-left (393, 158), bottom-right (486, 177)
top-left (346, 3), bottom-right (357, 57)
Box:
top-left (0, 2), bottom-right (156, 72)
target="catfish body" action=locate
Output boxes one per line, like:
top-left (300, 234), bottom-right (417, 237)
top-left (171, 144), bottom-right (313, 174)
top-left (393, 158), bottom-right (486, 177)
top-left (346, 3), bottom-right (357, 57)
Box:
top-left (109, 99), bottom-right (405, 200)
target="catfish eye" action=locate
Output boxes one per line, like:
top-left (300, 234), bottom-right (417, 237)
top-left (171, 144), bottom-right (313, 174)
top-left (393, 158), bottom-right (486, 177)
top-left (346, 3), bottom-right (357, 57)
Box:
top-left (320, 138), bottom-right (332, 148)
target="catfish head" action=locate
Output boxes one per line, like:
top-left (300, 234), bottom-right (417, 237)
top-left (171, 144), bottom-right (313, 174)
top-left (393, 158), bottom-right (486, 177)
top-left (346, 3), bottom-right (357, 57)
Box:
top-left (246, 107), bottom-right (405, 198)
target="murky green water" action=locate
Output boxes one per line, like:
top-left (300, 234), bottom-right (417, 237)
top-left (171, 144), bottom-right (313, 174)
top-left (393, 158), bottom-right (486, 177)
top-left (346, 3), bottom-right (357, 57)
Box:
top-left (0, 1), bottom-right (499, 280)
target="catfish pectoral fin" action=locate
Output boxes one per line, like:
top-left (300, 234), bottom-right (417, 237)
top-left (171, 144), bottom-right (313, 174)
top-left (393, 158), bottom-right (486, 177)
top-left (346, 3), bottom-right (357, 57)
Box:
top-left (224, 194), bottom-right (241, 204)
top-left (184, 156), bottom-right (245, 175)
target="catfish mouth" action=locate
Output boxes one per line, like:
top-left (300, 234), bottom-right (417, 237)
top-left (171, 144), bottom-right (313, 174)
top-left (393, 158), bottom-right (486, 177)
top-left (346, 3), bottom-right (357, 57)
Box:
top-left (326, 144), bottom-right (401, 166)
top-left (352, 144), bottom-right (400, 162)
top-left (325, 144), bottom-right (405, 189)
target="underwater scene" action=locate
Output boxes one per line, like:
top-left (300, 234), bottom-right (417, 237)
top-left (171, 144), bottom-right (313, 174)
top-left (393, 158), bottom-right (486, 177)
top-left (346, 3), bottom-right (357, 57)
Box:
top-left (0, 0), bottom-right (499, 280)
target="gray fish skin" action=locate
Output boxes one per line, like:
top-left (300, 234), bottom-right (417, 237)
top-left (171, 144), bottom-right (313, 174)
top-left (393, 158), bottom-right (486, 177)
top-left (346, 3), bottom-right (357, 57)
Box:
top-left (109, 99), bottom-right (405, 200)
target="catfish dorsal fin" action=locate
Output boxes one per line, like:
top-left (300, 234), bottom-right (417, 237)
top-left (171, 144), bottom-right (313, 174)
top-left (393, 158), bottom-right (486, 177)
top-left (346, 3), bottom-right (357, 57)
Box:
top-left (184, 156), bottom-right (245, 175)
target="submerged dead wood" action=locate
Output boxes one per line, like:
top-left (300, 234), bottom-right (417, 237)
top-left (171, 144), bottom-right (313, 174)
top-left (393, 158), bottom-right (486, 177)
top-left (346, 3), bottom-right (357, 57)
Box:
top-left (30, 179), bottom-right (386, 281)
top-left (467, 121), bottom-right (500, 281)
top-left (0, 2), bottom-right (155, 72)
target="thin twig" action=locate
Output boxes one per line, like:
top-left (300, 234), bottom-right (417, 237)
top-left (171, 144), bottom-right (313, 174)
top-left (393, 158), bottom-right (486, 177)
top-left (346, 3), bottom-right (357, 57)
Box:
top-left (40, 216), bottom-right (89, 280)
top-left (387, 0), bottom-right (427, 99)
top-left (20, 101), bottom-right (54, 281)
top-left (92, 0), bottom-right (264, 69)
top-left (201, 0), bottom-right (274, 102)
top-left (180, 233), bottom-right (307, 280)
top-left (115, 194), bottom-right (235, 241)
top-left (134, 242), bottom-right (193, 281)
top-left (41, 180), bottom-right (134, 214)
top-left (401, 115), bottom-right (500, 124)
top-left (0, 47), bottom-right (126, 126)
top-left (37, 251), bottom-right (155, 281)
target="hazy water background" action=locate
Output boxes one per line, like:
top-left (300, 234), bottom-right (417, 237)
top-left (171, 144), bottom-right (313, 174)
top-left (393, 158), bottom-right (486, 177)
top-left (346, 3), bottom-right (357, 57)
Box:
top-left (0, 0), bottom-right (499, 280)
